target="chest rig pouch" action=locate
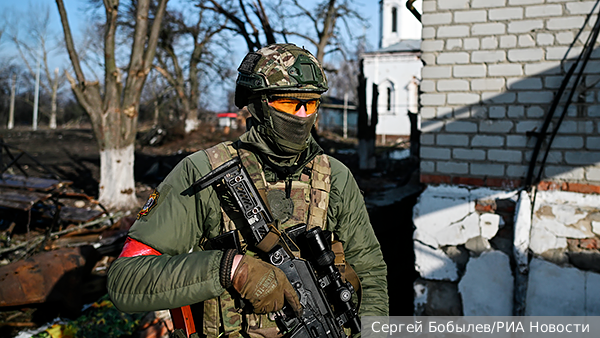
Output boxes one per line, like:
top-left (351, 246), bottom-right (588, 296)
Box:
top-left (201, 141), bottom-right (339, 338)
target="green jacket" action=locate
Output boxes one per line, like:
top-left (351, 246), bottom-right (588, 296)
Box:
top-left (107, 136), bottom-right (388, 324)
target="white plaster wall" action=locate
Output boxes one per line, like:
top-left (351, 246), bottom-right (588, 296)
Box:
top-left (381, 0), bottom-right (422, 48)
top-left (363, 54), bottom-right (422, 136)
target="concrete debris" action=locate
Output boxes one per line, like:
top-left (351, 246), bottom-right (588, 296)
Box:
top-left (465, 236), bottom-right (491, 254)
top-left (414, 185), bottom-right (517, 249)
top-left (413, 184), bottom-right (600, 317)
top-left (440, 245), bottom-right (469, 273)
top-left (593, 221), bottom-right (600, 236)
top-left (413, 279), bottom-right (462, 316)
top-left (413, 228), bottom-right (439, 248)
top-left (436, 212), bottom-right (480, 246)
top-left (458, 251), bottom-right (514, 316)
top-left (537, 217), bottom-right (593, 239)
top-left (525, 258), bottom-right (600, 316)
top-left (414, 241), bottom-right (458, 281)
top-left (479, 213), bottom-right (500, 239)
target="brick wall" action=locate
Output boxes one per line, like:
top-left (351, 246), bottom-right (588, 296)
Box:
top-left (419, 0), bottom-right (600, 188)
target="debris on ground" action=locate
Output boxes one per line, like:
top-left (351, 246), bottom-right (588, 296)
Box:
top-left (17, 295), bottom-right (172, 338)
top-left (0, 126), bottom-right (421, 336)
top-left (0, 139), bottom-right (139, 337)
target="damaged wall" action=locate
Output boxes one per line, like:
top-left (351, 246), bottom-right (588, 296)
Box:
top-left (414, 0), bottom-right (600, 317)
top-left (413, 185), bottom-right (600, 316)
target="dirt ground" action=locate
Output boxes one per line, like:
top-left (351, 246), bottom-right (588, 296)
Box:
top-left (0, 123), bottom-right (420, 336)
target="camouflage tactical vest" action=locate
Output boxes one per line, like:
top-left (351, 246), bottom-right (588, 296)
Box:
top-left (201, 141), bottom-right (331, 338)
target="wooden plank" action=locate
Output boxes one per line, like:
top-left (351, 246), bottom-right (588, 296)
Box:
top-left (55, 206), bottom-right (104, 223)
top-left (0, 174), bottom-right (71, 192)
top-left (0, 188), bottom-right (51, 211)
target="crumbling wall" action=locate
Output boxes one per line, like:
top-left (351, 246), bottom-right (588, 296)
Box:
top-left (413, 185), bottom-right (517, 315)
top-left (413, 185), bottom-right (600, 316)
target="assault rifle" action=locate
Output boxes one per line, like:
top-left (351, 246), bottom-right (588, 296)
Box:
top-left (173, 156), bottom-right (360, 338)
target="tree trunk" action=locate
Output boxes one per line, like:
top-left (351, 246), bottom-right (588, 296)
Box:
top-left (50, 68), bottom-right (59, 129)
top-left (8, 74), bottom-right (16, 130)
top-left (56, 0), bottom-right (167, 210)
top-left (185, 108), bottom-right (199, 133)
top-left (153, 99), bottom-right (160, 127)
top-left (99, 143), bottom-right (137, 207)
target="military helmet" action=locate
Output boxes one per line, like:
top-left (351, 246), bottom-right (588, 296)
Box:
top-left (235, 43), bottom-right (328, 108)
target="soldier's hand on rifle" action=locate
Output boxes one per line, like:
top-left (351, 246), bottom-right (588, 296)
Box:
top-left (220, 249), bottom-right (302, 316)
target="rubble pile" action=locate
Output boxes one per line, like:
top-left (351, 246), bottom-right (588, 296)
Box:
top-left (0, 137), bottom-right (141, 337)
top-left (0, 172), bottom-right (137, 337)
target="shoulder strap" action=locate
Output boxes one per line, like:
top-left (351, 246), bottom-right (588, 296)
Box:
top-left (205, 141), bottom-right (236, 170)
top-left (204, 141), bottom-right (239, 233)
top-left (306, 154), bottom-right (331, 230)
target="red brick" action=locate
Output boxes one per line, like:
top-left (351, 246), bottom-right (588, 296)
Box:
top-left (564, 183), bottom-right (600, 194)
top-left (579, 238), bottom-right (598, 250)
top-left (486, 178), bottom-right (521, 189)
top-left (452, 176), bottom-right (485, 187)
top-left (538, 181), bottom-right (561, 191)
top-left (475, 203), bottom-right (495, 213)
top-left (420, 174), bottom-right (451, 185)
top-left (538, 181), bottom-right (600, 195)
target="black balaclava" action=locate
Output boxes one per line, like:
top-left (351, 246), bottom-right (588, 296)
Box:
top-left (245, 94), bottom-right (318, 157)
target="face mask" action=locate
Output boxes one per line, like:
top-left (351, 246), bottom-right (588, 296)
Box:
top-left (266, 105), bottom-right (317, 154)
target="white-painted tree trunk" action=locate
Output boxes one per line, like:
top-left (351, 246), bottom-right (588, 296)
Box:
top-left (49, 68), bottom-right (59, 129)
top-left (185, 118), bottom-right (199, 134)
top-left (98, 144), bottom-right (138, 209)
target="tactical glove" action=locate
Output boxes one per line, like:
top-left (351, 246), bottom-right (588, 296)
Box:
top-left (220, 249), bottom-right (302, 316)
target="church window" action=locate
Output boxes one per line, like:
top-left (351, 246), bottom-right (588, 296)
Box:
top-left (387, 87), bottom-right (392, 111)
top-left (391, 7), bottom-right (398, 33)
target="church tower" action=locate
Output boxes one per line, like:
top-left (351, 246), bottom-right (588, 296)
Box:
top-left (380, 0), bottom-right (422, 49)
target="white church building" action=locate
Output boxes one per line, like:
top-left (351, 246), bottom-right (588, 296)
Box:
top-left (362, 0), bottom-right (423, 142)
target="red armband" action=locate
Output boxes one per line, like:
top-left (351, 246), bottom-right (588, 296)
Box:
top-left (118, 237), bottom-right (162, 258)
top-left (119, 238), bottom-right (197, 335)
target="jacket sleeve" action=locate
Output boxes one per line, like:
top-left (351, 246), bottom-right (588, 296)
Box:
top-left (107, 151), bottom-right (226, 313)
top-left (327, 157), bottom-right (389, 317)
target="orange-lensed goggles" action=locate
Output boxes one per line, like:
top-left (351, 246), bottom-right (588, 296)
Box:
top-left (268, 97), bottom-right (320, 115)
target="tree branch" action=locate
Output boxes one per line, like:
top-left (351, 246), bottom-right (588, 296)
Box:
top-left (254, 0), bottom-right (275, 45)
top-left (102, 0), bottom-right (121, 109)
top-left (206, 0), bottom-right (256, 52)
top-left (55, 0), bottom-right (87, 85)
top-left (143, 0), bottom-right (169, 72)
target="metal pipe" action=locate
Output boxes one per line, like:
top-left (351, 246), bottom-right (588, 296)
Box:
top-left (406, 0), bottom-right (421, 22)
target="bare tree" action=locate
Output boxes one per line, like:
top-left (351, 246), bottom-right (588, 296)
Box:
top-left (274, 0), bottom-right (367, 64)
top-left (9, 4), bottom-right (65, 129)
top-left (153, 3), bottom-right (229, 133)
top-left (326, 41), bottom-right (365, 102)
top-left (56, 0), bottom-right (168, 210)
top-left (201, 0), bottom-right (276, 52)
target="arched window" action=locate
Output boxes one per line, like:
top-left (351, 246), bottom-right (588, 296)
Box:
top-left (379, 80), bottom-right (395, 114)
top-left (391, 7), bottom-right (398, 33)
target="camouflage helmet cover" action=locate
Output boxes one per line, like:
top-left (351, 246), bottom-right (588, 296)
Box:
top-left (235, 44), bottom-right (328, 108)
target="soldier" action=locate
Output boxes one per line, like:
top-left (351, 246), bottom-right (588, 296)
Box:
top-left (107, 43), bottom-right (388, 338)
